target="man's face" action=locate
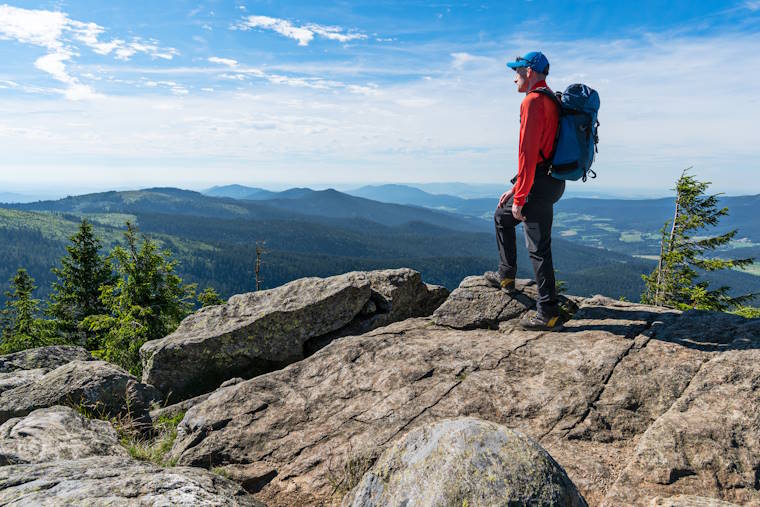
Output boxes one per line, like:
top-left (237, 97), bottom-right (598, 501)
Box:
top-left (513, 66), bottom-right (530, 93)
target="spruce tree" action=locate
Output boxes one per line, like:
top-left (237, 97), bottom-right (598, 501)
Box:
top-left (197, 287), bottom-right (224, 307)
top-left (47, 219), bottom-right (115, 348)
top-left (642, 169), bottom-right (755, 311)
top-left (0, 269), bottom-right (47, 354)
top-left (85, 222), bottom-right (195, 375)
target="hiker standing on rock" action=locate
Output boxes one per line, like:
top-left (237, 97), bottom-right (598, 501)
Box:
top-left (485, 51), bottom-right (565, 330)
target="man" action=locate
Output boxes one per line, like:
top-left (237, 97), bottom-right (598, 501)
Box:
top-left (484, 51), bottom-right (565, 330)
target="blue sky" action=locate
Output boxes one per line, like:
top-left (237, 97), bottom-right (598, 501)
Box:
top-left (1, 1), bottom-right (759, 196)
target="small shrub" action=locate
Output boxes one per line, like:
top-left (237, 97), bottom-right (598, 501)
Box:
top-left (122, 411), bottom-right (185, 466)
top-left (70, 393), bottom-right (184, 467)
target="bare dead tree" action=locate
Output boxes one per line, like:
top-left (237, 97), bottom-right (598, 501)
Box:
top-left (254, 241), bottom-right (266, 291)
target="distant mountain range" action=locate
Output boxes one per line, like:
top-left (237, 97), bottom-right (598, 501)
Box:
top-left (10, 187), bottom-right (491, 233)
top-left (1, 184), bottom-right (758, 307)
top-left (204, 184), bottom-right (760, 254)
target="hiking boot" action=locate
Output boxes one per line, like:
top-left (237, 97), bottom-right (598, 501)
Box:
top-left (483, 271), bottom-right (516, 292)
top-left (519, 312), bottom-right (563, 331)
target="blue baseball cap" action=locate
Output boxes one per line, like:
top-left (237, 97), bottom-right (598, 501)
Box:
top-left (507, 51), bottom-right (550, 74)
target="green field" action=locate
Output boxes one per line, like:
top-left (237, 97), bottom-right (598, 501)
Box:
top-left (620, 232), bottom-right (642, 242)
top-left (737, 264), bottom-right (760, 277)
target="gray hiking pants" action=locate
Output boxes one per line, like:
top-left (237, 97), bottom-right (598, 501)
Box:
top-left (494, 171), bottom-right (565, 318)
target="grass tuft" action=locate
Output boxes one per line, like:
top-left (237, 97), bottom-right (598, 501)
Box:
top-left (70, 395), bottom-right (184, 467)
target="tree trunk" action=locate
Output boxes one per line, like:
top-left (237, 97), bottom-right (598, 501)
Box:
top-left (655, 194), bottom-right (681, 305)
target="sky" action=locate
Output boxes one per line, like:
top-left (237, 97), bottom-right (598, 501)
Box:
top-left (1, 0), bottom-right (759, 197)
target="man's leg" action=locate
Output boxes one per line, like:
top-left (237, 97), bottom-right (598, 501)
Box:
top-left (522, 199), bottom-right (559, 318)
top-left (494, 204), bottom-right (521, 280)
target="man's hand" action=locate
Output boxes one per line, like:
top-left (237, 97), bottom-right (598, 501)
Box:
top-left (498, 188), bottom-right (515, 209)
top-left (511, 202), bottom-right (526, 221)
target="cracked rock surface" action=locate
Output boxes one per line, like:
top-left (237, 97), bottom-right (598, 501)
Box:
top-left (141, 268), bottom-right (448, 402)
top-left (169, 277), bottom-right (760, 506)
top-left (0, 455), bottom-right (262, 506)
top-left (0, 405), bottom-right (127, 465)
top-left (0, 360), bottom-right (162, 425)
top-left (0, 346), bottom-right (93, 396)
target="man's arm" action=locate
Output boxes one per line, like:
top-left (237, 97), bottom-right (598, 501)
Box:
top-left (512, 96), bottom-right (545, 208)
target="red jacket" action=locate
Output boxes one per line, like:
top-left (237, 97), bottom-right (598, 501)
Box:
top-left (513, 80), bottom-right (559, 207)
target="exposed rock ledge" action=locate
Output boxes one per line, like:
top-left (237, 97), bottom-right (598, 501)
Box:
top-left (168, 276), bottom-right (760, 506)
top-left (141, 268), bottom-right (448, 402)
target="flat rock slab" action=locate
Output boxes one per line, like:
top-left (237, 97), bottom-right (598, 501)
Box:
top-left (142, 269), bottom-right (447, 402)
top-left (0, 405), bottom-right (127, 465)
top-left (344, 417), bottom-right (587, 507)
top-left (432, 276), bottom-right (582, 330)
top-left (0, 346), bottom-right (95, 397)
top-left (0, 360), bottom-right (162, 424)
top-left (0, 345), bottom-right (92, 374)
top-left (602, 347), bottom-right (760, 506)
top-left (166, 302), bottom-right (760, 507)
top-left (651, 496), bottom-right (741, 506)
top-left (432, 276), bottom-right (537, 329)
top-left (0, 369), bottom-right (46, 396)
top-left (0, 455), bottom-right (262, 506)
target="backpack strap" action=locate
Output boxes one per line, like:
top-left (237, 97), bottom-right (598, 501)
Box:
top-left (529, 87), bottom-right (563, 172)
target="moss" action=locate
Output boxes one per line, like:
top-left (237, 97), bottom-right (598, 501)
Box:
top-left (211, 466), bottom-right (233, 479)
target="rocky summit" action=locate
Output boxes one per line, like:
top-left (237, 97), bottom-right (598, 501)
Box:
top-left (1, 269), bottom-right (759, 506)
top-left (170, 275), bottom-right (760, 506)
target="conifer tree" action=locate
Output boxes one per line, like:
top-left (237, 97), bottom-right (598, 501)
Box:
top-left (197, 287), bottom-right (224, 307)
top-left (86, 222), bottom-right (195, 375)
top-left (642, 169), bottom-right (755, 311)
top-left (0, 269), bottom-right (47, 354)
top-left (47, 219), bottom-right (115, 348)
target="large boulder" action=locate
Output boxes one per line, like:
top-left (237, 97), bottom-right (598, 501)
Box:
top-left (432, 276), bottom-right (538, 329)
top-left (432, 276), bottom-right (580, 330)
top-left (0, 345), bottom-right (92, 373)
top-left (0, 360), bottom-right (161, 424)
top-left (0, 345), bottom-right (93, 395)
top-left (142, 268), bottom-right (448, 402)
top-left (0, 405), bottom-right (128, 465)
top-left (0, 456), bottom-right (262, 506)
top-left (166, 280), bottom-right (760, 506)
top-left (344, 417), bottom-right (587, 507)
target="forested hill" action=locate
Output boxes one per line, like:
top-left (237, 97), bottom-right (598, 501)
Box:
top-left (2, 187), bottom-right (759, 307)
top-left (7, 187), bottom-right (490, 233)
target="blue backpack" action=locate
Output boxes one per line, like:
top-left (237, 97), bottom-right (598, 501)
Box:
top-left (532, 84), bottom-right (600, 182)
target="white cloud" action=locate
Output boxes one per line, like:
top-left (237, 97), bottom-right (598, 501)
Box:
top-left (69, 21), bottom-right (123, 55)
top-left (220, 73), bottom-right (248, 81)
top-left (140, 79), bottom-right (188, 95)
top-left (0, 4), bottom-right (66, 49)
top-left (234, 15), bottom-right (366, 46)
top-left (746, 1), bottom-right (760, 11)
top-left (450, 52), bottom-right (495, 69)
top-left (0, 4), bottom-right (176, 100)
top-left (114, 39), bottom-right (179, 61)
top-left (208, 56), bottom-right (238, 67)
